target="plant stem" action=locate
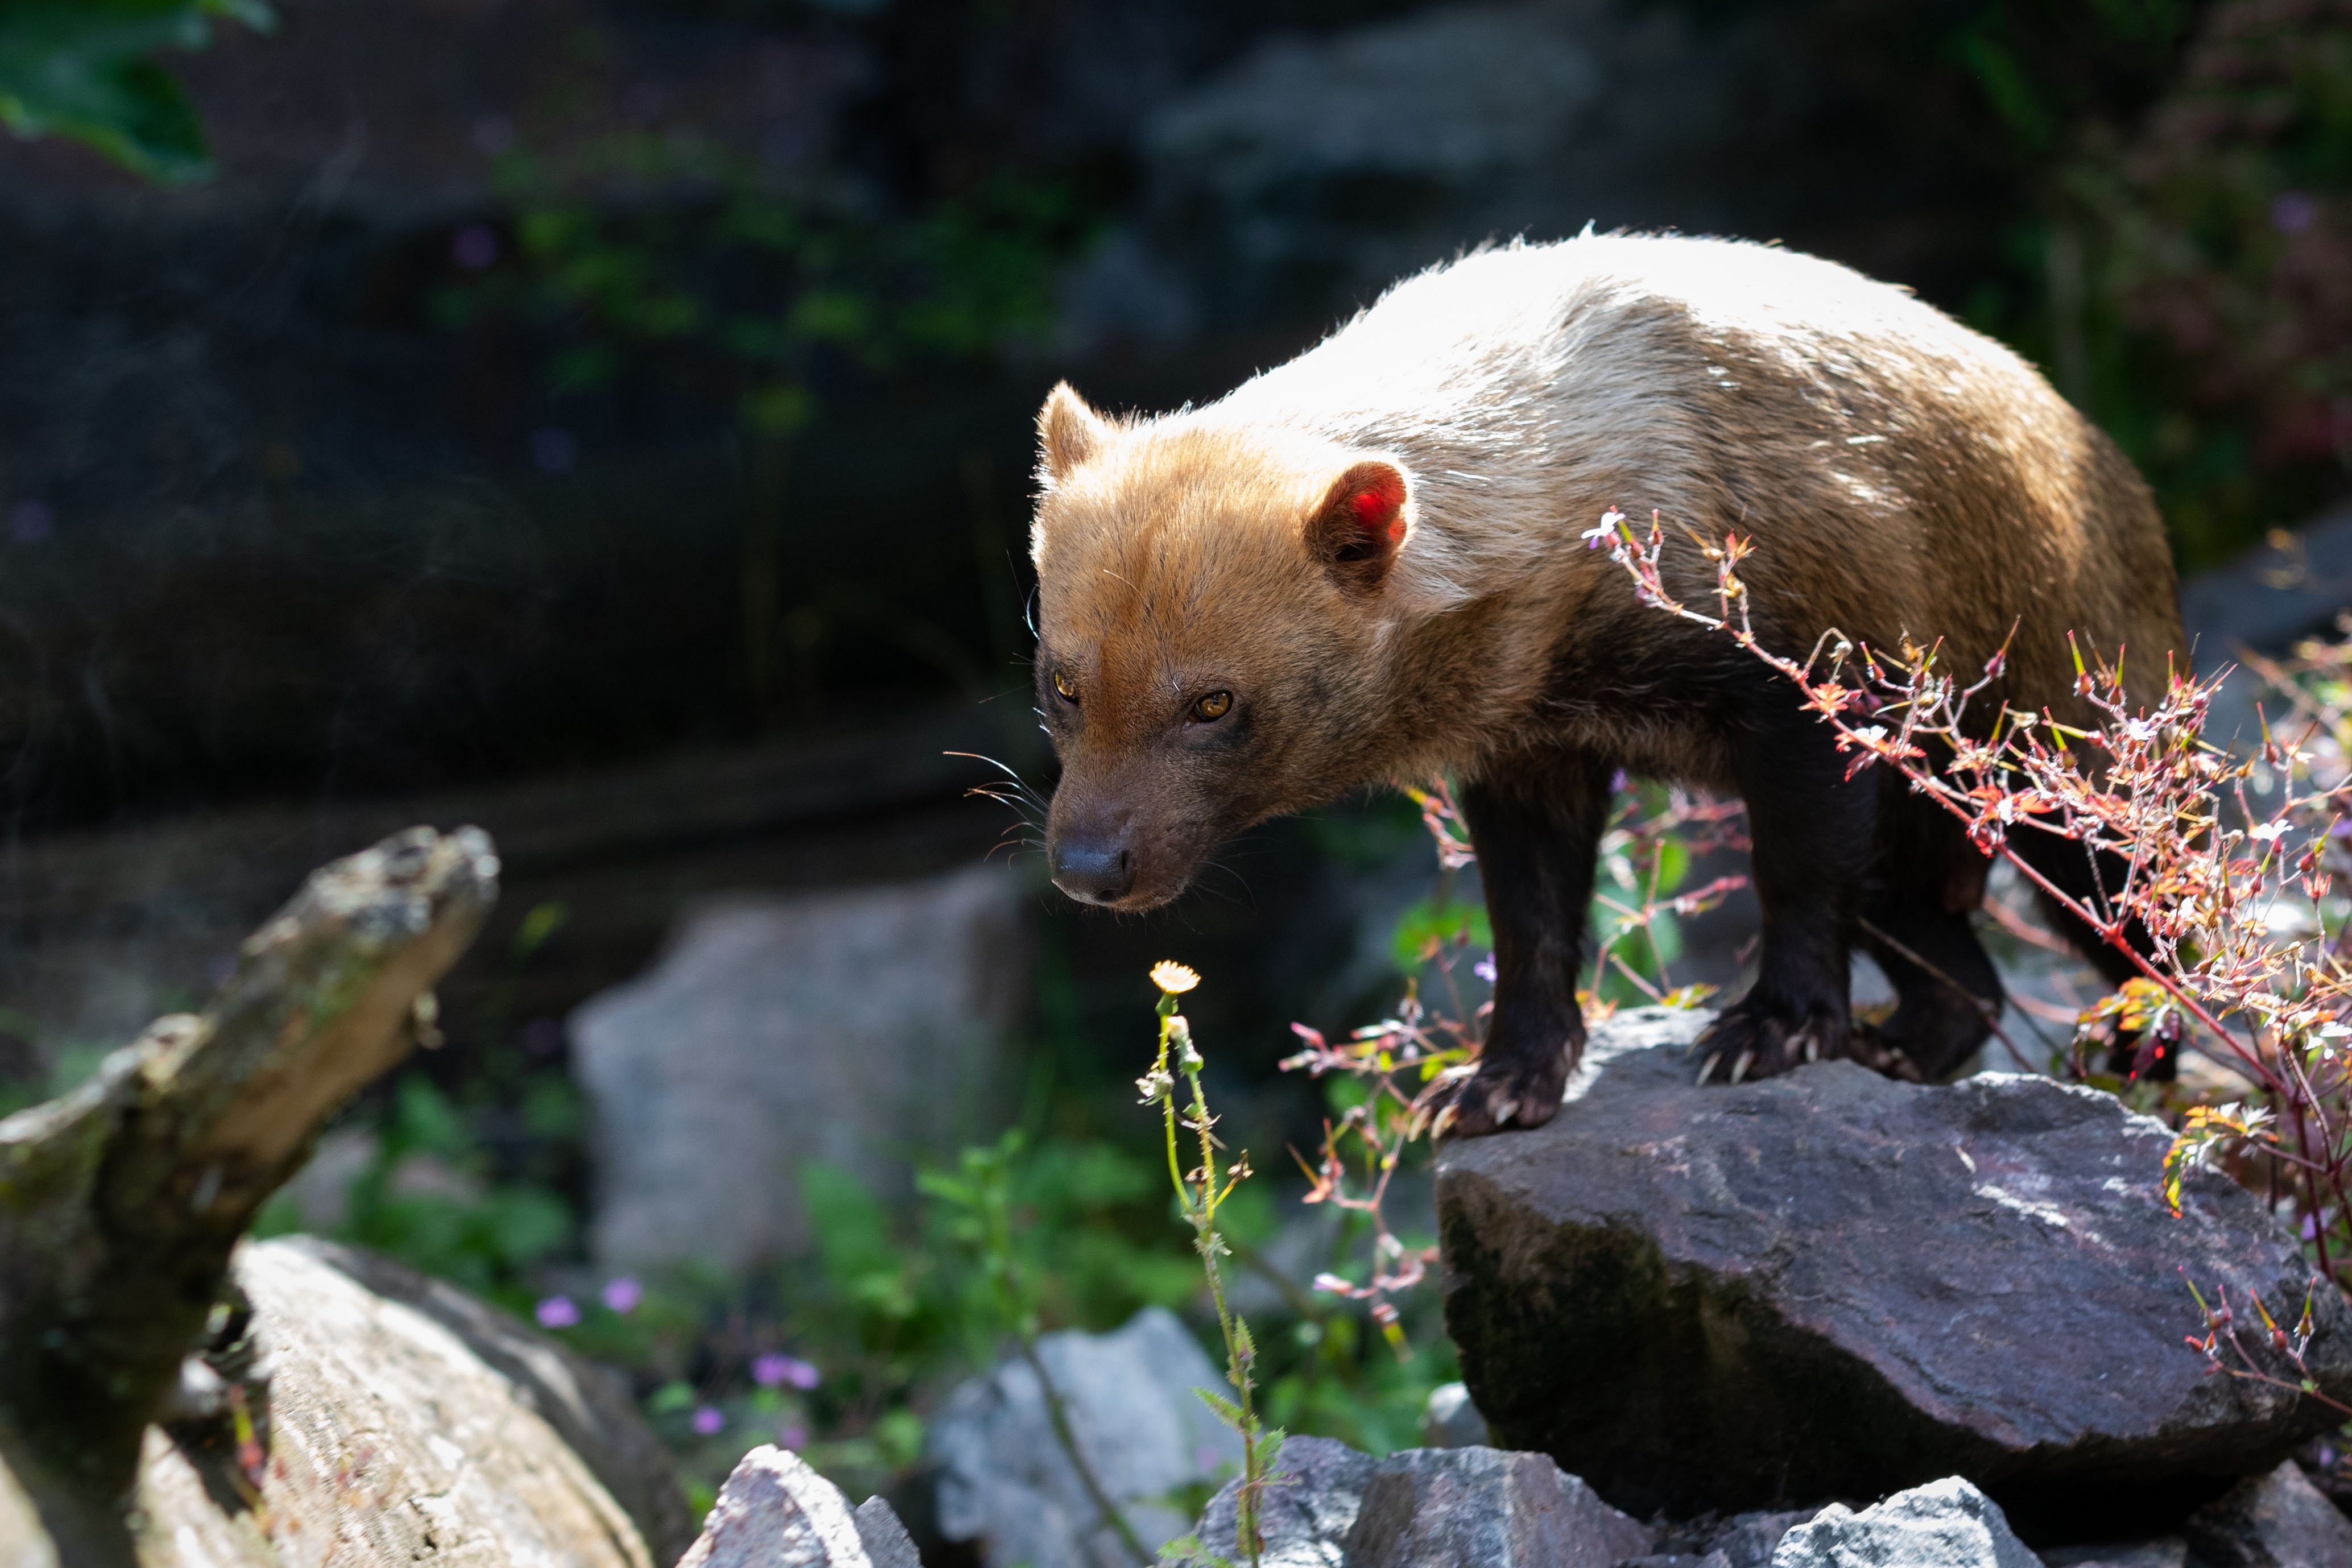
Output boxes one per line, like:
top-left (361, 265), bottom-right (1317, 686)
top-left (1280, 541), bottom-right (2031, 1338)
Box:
top-left (1018, 1337), bottom-right (1152, 1568)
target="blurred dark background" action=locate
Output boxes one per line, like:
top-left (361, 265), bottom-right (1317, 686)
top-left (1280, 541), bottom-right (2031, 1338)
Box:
top-left (1, 0), bottom-right (2347, 1523)
top-left (2, 0), bottom-right (2346, 1161)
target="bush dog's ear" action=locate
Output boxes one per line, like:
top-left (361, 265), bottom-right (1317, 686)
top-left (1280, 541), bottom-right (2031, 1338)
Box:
top-left (1037, 382), bottom-right (1113, 483)
top-left (1305, 460), bottom-right (1410, 594)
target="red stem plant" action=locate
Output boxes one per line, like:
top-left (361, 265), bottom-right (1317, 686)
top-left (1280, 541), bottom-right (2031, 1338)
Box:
top-left (1280, 779), bottom-right (1749, 1344)
top-left (1283, 505), bottom-right (2352, 1414)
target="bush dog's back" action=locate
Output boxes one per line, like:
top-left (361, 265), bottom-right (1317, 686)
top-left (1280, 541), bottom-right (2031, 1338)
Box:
top-left (1030, 233), bottom-right (2184, 1134)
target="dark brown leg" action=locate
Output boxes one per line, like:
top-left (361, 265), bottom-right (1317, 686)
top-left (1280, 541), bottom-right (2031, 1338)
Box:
top-left (1695, 667), bottom-right (1875, 1082)
top-left (1449, 749), bottom-right (1615, 1135)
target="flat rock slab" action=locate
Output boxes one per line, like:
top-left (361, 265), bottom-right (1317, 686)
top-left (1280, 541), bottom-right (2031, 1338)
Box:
top-left (1436, 1008), bottom-right (2352, 1533)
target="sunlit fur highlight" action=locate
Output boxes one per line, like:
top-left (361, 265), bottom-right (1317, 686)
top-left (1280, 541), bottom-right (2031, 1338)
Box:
top-left (1031, 233), bottom-right (2184, 911)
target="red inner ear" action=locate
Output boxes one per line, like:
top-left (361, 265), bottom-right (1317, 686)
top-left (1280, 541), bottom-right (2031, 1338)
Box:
top-left (1329, 466), bottom-right (1406, 564)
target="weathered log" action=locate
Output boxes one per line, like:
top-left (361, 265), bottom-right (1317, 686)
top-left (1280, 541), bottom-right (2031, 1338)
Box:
top-left (0, 828), bottom-right (499, 1564)
top-left (124, 1234), bottom-right (693, 1568)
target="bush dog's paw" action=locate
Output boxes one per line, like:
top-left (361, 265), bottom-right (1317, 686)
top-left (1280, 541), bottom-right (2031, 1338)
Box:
top-left (1443, 1049), bottom-right (1572, 1137)
top-left (1690, 1002), bottom-right (1847, 1086)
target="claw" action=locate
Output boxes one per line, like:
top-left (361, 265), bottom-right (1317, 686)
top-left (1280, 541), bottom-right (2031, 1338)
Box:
top-left (1804, 1034), bottom-right (1821, 1063)
top-left (1696, 1052), bottom-right (1721, 1086)
top-left (1491, 1097), bottom-right (1518, 1127)
top-left (1729, 1049), bottom-right (1755, 1085)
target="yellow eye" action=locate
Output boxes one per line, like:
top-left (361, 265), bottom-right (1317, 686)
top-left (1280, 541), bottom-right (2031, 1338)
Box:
top-left (1192, 690), bottom-right (1233, 722)
top-left (1053, 671), bottom-right (1080, 703)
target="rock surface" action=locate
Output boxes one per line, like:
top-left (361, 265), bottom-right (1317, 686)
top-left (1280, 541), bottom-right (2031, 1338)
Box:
top-left (1436, 1008), bottom-right (2352, 1531)
top-left (2040, 1543), bottom-right (2189, 1568)
top-left (571, 864), bottom-right (1024, 1272)
top-left (677, 1444), bottom-right (910, 1568)
top-left (1420, 1383), bottom-right (1489, 1449)
top-left (1349, 1447), bottom-right (1653, 1568)
top-left (931, 1306), bottom-right (1242, 1568)
top-left (1183, 1436), bottom-right (1650, 1568)
top-left (2181, 1459), bottom-right (2352, 1566)
top-left (125, 1236), bottom-right (687, 1567)
top-left (1185, 1435), bottom-right (1372, 1568)
top-left (1768, 1478), bottom-right (2039, 1566)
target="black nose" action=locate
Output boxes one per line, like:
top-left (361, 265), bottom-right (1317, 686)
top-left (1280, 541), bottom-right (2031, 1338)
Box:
top-left (1051, 835), bottom-right (1136, 904)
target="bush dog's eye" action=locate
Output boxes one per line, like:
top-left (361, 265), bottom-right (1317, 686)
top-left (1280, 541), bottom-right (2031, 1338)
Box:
top-left (1053, 671), bottom-right (1080, 703)
top-left (1192, 690), bottom-right (1233, 722)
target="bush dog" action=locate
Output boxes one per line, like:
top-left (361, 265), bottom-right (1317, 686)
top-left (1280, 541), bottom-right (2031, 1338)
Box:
top-left (1027, 234), bottom-right (2184, 1135)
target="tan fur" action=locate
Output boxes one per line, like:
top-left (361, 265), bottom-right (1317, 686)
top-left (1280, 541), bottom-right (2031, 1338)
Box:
top-left (1031, 234), bottom-right (2184, 910)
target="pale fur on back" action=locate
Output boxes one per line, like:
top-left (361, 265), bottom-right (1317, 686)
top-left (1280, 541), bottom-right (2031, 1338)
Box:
top-left (1034, 233), bottom-right (2182, 796)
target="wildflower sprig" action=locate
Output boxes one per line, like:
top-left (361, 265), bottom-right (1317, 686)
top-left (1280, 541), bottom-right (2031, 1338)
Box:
top-left (1603, 507), bottom-right (2352, 1305)
top-left (1144, 962), bottom-right (1283, 1568)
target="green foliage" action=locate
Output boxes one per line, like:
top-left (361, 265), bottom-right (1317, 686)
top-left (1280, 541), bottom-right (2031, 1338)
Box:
top-left (1387, 897), bottom-right (1490, 973)
top-left (1949, 0), bottom-right (2351, 566)
top-left (0, 0), bottom-right (271, 184)
top-left (441, 125), bottom-right (1093, 442)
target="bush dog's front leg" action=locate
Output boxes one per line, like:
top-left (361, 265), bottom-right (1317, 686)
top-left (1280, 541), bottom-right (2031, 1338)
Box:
top-left (1449, 751), bottom-right (1614, 1135)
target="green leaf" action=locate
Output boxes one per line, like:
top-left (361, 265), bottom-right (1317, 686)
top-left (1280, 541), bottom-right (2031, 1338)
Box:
top-left (1192, 1387), bottom-right (1245, 1428)
top-left (0, 1), bottom-right (274, 184)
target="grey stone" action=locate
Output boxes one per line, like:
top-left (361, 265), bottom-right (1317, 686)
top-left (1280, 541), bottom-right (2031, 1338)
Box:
top-left (1345, 1446), bottom-right (1652, 1567)
top-left (1437, 1008), bottom-right (2352, 1529)
top-left (932, 1306), bottom-right (1244, 1568)
top-left (1706, 1512), bottom-right (1819, 1567)
top-left (2040, 1542), bottom-right (2188, 1568)
top-left (677, 1445), bottom-right (874, 1568)
top-left (571, 864), bottom-right (1024, 1272)
top-left (2179, 504), bottom-right (2352, 657)
top-left (1148, 6), bottom-right (1600, 195)
top-left (1141, 3), bottom-right (1604, 295)
top-left (2182, 1460), bottom-right (2352, 1566)
top-left (1768, 1478), bottom-right (2039, 1567)
top-left (1183, 1438), bottom-right (1650, 1568)
top-left (852, 1495), bottom-right (923, 1568)
top-left (1421, 1382), bottom-right (1489, 1449)
top-left (1185, 1435), bottom-right (1375, 1568)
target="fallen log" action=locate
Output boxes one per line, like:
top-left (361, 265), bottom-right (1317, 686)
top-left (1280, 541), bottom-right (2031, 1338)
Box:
top-left (0, 826), bottom-right (626, 1565)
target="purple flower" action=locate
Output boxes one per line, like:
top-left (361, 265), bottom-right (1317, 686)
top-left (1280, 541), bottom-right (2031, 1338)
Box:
top-left (778, 1424), bottom-right (808, 1450)
top-left (692, 1405), bottom-right (726, 1436)
top-left (451, 225), bottom-right (501, 270)
top-left (2274, 191), bottom-right (2317, 235)
top-left (535, 1295), bottom-right (581, 1329)
top-left (9, 500), bottom-right (53, 544)
top-left (753, 1352), bottom-right (820, 1390)
top-left (601, 1276), bottom-right (642, 1314)
top-left (530, 428), bottom-right (579, 474)
top-left (1473, 953), bottom-right (1498, 985)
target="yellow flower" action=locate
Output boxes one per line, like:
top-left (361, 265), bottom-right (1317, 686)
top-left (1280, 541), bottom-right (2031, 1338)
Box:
top-left (1150, 960), bottom-right (1201, 995)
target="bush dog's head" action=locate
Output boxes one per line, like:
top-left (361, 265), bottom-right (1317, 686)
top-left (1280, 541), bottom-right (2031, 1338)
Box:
top-left (1029, 383), bottom-right (1417, 910)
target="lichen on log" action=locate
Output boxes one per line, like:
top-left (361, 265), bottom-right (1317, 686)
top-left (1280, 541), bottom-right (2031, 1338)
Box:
top-left (0, 827), bottom-right (499, 1563)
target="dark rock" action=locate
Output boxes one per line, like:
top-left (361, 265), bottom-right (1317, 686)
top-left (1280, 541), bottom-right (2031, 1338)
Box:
top-left (1182, 1438), bottom-right (1649, 1568)
top-left (1186, 1435), bottom-right (1374, 1567)
top-left (1768, 1478), bottom-right (2037, 1566)
top-left (1345, 1447), bottom-right (1652, 1567)
top-left (2040, 1542), bottom-right (2187, 1567)
top-left (1420, 1383), bottom-right (1489, 1449)
top-left (1436, 1009), bottom-right (2352, 1533)
top-left (853, 1494), bottom-right (924, 1568)
top-left (1698, 1511), bottom-right (1814, 1567)
top-left (2182, 1460), bottom-right (2352, 1566)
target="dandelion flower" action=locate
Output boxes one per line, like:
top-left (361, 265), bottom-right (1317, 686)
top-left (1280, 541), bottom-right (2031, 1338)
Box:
top-left (1150, 961), bottom-right (1201, 994)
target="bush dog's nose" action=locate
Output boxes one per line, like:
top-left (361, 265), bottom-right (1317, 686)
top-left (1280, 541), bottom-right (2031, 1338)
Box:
top-left (1050, 836), bottom-right (1135, 904)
